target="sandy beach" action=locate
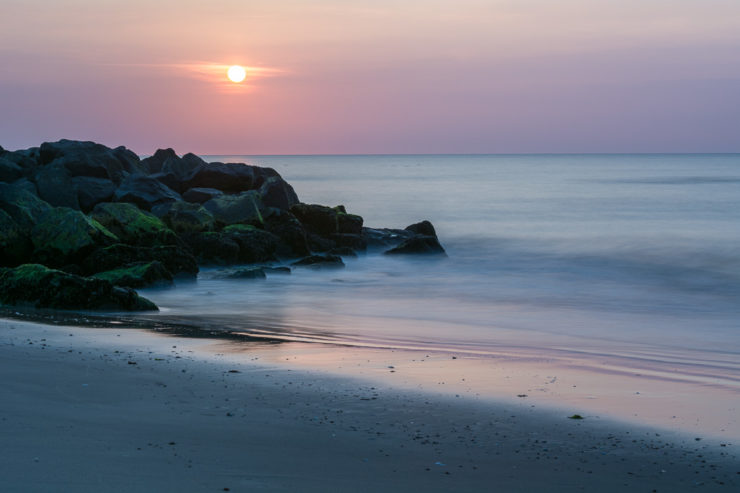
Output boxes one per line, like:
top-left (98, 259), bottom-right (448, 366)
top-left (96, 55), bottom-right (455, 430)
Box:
top-left (1, 318), bottom-right (737, 492)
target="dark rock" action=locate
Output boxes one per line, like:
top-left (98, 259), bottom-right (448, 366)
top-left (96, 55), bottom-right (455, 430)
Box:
top-left (203, 190), bottom-right (264, 227)
top-left (331, 233), bottom-right (367, 251)
top-left (337, 210), bottom-right (363, 235)
top-left (0, 157), bottom-right (23, 183)
top-left (306, 233), bottom-right (336, 252)
top-left (33, 162), bottom-right (80, 209)
top-left (93, 261), bottom-right (174, 288)
top-left (384, 236), bottom-right (446, 256)
top-left (263, 209), bottom-right (310, 257)
top-left (71, 176), bottom-right (117, 212)
top-left (10, 178), bottom-right (38, 196)
top-left (182, 232), bottom-right (240, 265)
top-left (263, 266), bottom-right (291, 275)
top-left (40, 139), bottom-right (133, 184)
top-left (81, 244), bottom-right (198, 278)
top-left (154, 201), bottom-right (215, 234)
top-left (0, 264), bottom-right (157, 311)
top-left (30, 207), bottom-right (118, 266)
top-left (290, 203), bottom-right (338, 236)
top-left (216, 267), bottom-right (266, 280)
top-left (291, 254), bottom-right (345, 269)
top-left (361, 227), bottom-right (413, 248)
top-left (0, 210), bottom-right (32, 267)
top-left (151, 153), bottom-right (205, 194)
top-left (140, 148), bottom-right (178, 174)
top-left (223, 224), bottom-right (279, 263)
top-left (405, 220), bottom-right (437, 237)
top-left (182, 187), bottom-right (224, 204)
top-left (91, 202), bottom-right (179, 247)
top-left (113, 146), bottom-right (145, 175)
top-left (258, 176), bottom-right (299, 210)
top-left (114, 173), bottom-right (181, 210)
top-left (184, 161), bottom-right (256, 193)
top-left (0, 182), bottom-right (53, 229)
top-left (328, 246), bottom-right (358, 258)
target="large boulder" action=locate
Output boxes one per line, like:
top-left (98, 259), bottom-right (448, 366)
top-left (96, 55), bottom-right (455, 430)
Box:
top-left (91, 202), bottom-right (179, 247)
top-left (223, 224), bottom-right (279, 263)
top-left (0, 210), bottom-right (32, 267)
top-left (152, 153), bottom-right (206, 194)
top-left (0, 156), bottom-right (24, 183)
top-left (182, 187), bottom-right (223, 204)
top-left (114, 174), bottom-right (181, 211)
top-left (361, 227), bottom-right (413, 248)
top-left (202, 190), bottom-right (264, 227)
top-left (152, 201), bottom-right (215, 234)
top-left (93, 261), bottom-right (174, 288)
top-left (0, 264), bottom-right (157, 311)
top-left (182, 232), bottom-right (240, 265)
top-left (290, 203), bottom-right (338, 236)
top-left (184, 161), bottom-right (257, 193)
top-left (291, 254), bottom-right (345, 269)
top-left (262, 209), bottom-right (309, 257)
top-left (215, 266), bottom-right (266, 280)
top-left (81, 244), bottom-right (198, 278)
top-left (384, 236), bottom-right (446, 256)
top-left (405, 220), bottom-right (437, 237)
top-left (39, 139), bottom-right (138, 184)
top-left (33, 162), bottom-right (80, 209)
top-left (140, 148), bottom-right (177, 174)
top-left (258, 176), bottom-right (299, 210)
top-left (30, 207), bottom-right (118, 266)
top-left (71, 176), bottom-right (117, 212)
top-left (0, 182), bottom-right (53, 229)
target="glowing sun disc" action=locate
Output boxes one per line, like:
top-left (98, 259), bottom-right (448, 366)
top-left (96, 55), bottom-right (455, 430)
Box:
top-left (227, 65), bottom-right (246, 83)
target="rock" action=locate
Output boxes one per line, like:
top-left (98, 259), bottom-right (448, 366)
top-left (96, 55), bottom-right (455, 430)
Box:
top-left (81, 244), bottom-right (198, 278)
top-left (114, 173), bottom-right (182, 211)
top-left (0, 157), bottom-right (23, 183)
top-left (361, 227), bottom-right (413, 248)
top-left (328, 246), bottom-right (358, 258)
top-left (91, 202), bottom-right (179, 247)
top-left (182, 187), bottom-right (224, 204)
top-left (291, 254), bottom-right (345, 269)
top-left (0, 264), bottom-right (157, 311)
top-left (0, 210), bottom-right (32, 267)
top-left (384, 236), bottom-right (446, 256)
top-left (258, 176), bottom-right (299, 210)
top-left (30, 207), bottom-right (118, 266)
top-left (182, 232), bottom-right (240, 265)
top-left (262, 209), bottom-right (310, 257)
top-left (39, 139), bottom-right (135, 184)
top-left (113, 146), bottom-right (145, 175)
top-left (290, 203), bottom-right (338, 236)
top-left (263, 266), bottom-right (291, 275)
top-left (140, 148), bottom-right (177, 174)
top-left (71, 176), bottom-right (117, 212)
top-left (0, 182), bottom-right (53, 229)
top-left (203, 190), bottom-right (264, 227)
top-left (33, 162), bottom-right (80, 209)
top-left (337, 210), bottom-right (363, 235)
top-left (151, 153), bottom-right (205, 194)
top-left (93, 261), bottom-right (174, 288)
top-left (306, 233), bottom-right (336, 252)
top-left (10, 178), bottom-right (38, 196)
top-left (2, 148), bottom-right (40, 171)
top-left (223, 224), bottom-right (279, 263)
top-left (184, 161), bottom-right (256, 193)
top-left (405, 220), bottom-right (437, 237)
top-left (331, 233), bottom-right (367, 251)
top-left (154, 201), bottom-right (215, 234)
top-left (216, 267), bottom-right (266, 280)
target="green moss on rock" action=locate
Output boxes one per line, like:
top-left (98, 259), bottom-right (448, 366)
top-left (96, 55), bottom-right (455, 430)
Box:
top-left (91, 202), bottom-right (178, 246)
top-left (93, 261), bottom-right (174, 288)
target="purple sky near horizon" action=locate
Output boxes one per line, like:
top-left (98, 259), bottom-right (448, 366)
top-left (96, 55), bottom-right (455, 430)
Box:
top-left (1, 0), bottom-right (739, 155)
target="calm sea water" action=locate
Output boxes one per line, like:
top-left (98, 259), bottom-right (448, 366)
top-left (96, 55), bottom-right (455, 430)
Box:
top-left (140, 154), bottom-right (740, 368)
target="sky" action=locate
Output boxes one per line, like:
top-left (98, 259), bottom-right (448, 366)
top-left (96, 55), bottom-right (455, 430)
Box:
top-left (1, 0), bottom-right (740, 154)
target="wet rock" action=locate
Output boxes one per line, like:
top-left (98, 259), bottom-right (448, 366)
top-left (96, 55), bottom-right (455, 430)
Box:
top-left (223, 224), bottom-right (279, 263)
top-left (0, 157), bottom-right (23, 183)
top-left (384, 236), bottom-right (446, 256)
top-left (263, 209), bottom-right (310, 257)
top-left (361, 227), bottom-right (413, 248)
top-left (0, 210), bottom-right (31, 267)
top-left (153, 201), bottom-right (215, 234)
top-left (405, 220), bottom-right (437, 237)
top-left (258, 176), bottom-right (299, 210)
top-left (203, 190), bottom-right (264, 227)
top-left (114, 174), bottom-right (181, 211)
top-left (93, 261), bottom-right (174, 288)
top-left (184, 161), bottom-right (256, 193)
top-left (337, 210), bottom-right (363, 235)
top-left (182, 187), bottom-right (224, 204)
top-left (290, 203), bottom-right (338, 237)
top-left (332, 233), bottom-right (367, 251)
top-left (30, 207), bottom-right (118, 266)
top-left (71, 176), bottom-right (117, 212)
top-left (0, 182), bottom-right (53, 229)
top-left (183, 232), bottom-right (240, 265)
top-left (0, 263), bottom-right (158, 311)
top-left (39, 139), bottom-right (136, 184)
top-left (91, 202), bottom-right (179, 247)
top-left (81, 244), bottom-right (198, 278)
top-left (328, 246), bottom-right (358, 258)
top-left (140, 148), bottom-right (177, 174)
top-left (216, 267), bottom-right (266, 280)
top-left (33, 162), bottom-right (80, 209)
top-left (263, 266), bottom-right (291, 275)
top-left (291, 254), bottom-right (345, 269)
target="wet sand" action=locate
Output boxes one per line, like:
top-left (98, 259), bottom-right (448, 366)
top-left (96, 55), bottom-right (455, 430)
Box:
top-left (1, 319), bottom-right (737, 492)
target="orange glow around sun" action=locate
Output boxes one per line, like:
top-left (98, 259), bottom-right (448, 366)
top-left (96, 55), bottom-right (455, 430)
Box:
top-left (227, 65), bottom-right (246, 83)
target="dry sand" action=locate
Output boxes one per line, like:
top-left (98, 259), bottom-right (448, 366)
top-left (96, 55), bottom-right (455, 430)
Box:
top-left (1, 319), bottom-right (737, 492)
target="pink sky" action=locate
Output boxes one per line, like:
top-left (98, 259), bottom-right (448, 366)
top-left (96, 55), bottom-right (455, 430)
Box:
top-left (2, 0), bottom-right (739, 154)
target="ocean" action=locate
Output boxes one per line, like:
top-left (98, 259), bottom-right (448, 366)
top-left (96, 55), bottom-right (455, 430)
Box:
top-left (139, 154), bottom-right (740, 391)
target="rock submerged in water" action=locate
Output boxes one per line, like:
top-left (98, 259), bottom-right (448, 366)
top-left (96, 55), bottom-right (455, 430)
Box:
top-left (0, 264), bottom-right (158, 311)
top-left (0, 139), bottom-right (447, 313)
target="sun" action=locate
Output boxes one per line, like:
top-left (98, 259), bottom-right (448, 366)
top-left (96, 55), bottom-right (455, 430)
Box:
top-left (227, 65), bottom-right (246, 83)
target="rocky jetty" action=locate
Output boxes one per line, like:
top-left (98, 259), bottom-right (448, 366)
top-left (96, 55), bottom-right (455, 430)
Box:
top-left (0, 139), bottom-right (446, 312)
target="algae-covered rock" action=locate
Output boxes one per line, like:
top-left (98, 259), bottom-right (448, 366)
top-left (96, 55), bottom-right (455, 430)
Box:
top-left (0, 264), bottom-right (158, 311)
top-left (291, 254), bottom-right (345, 269)
top-left (30, 208), bottom-right (118, 266)
top-left (81, 244), bottom-right (198, 278)
top-left (93, 261), bottom-right (174, 288)
top-left (182, 232), bottom-right (240, 265)
top-left (216, 266), bottom-right (266, 280)
top-left (91, 202), bottom-right (179, 247)
top-left (0, 182), bottom-right (53, 229)
top-left (0, 210), bottom-right (32, 267)
top-left (203, 190), bottom-right (265, 227)
top-left (262, 209), bottom-right (310, 257)
top-left (154, 201), bottom-right (215, 234)
top-left (290, 203), bottom-right (338, 237)
top-left (223, 224), bottom-right (279, 263)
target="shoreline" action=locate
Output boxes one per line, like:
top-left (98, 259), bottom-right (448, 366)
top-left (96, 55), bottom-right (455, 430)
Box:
top-left (1, 318), bottom-right (737, 492)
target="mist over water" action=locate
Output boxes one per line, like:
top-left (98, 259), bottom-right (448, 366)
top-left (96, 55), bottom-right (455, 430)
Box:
top-left (140, 154), bottom-right (740, 368)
